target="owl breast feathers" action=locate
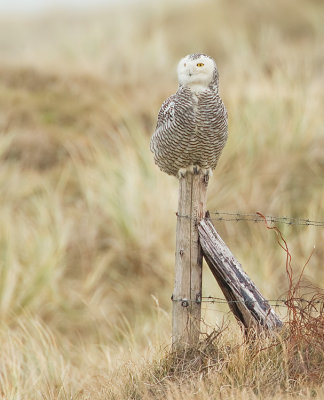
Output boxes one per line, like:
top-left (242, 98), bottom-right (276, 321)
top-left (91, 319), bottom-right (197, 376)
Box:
top-left (150, 53), bottom-right (228, 178)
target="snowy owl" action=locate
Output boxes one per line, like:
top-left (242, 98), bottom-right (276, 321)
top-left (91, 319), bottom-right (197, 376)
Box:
top-left (150, 53), bottom-right (228, 178)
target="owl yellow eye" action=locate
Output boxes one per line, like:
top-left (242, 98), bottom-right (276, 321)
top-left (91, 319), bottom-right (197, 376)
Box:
top-left (197, 63), bottom-right (204, 67)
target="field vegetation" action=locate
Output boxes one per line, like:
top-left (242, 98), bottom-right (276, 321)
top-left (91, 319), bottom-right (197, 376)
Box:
top-left (0, 0), bottom-right (323, 398)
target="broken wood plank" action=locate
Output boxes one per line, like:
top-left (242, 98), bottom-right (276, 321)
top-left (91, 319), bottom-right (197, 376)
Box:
top-left (198, 217), bottom-right (283, 332)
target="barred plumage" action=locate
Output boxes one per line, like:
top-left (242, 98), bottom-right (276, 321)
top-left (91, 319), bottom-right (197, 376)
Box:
top-left (150, 53), bottom-right (228, 178)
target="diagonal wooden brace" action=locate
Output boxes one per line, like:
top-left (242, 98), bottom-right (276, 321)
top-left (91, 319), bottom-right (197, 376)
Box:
top-left (199, 217), bottom-right (283, 332)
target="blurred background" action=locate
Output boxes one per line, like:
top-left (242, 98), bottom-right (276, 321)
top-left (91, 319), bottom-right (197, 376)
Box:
top-left (0, 0), bottom-right (323, 397)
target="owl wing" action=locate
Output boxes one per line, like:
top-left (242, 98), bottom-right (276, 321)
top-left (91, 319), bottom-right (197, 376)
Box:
top-left (155, 94), bottom-right (176, 131)
top-left (150, 95), bottom-right (176, 153)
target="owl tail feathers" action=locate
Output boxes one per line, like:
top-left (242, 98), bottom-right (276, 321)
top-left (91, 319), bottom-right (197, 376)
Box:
top-left (177, 165), bottom-right (213, 179)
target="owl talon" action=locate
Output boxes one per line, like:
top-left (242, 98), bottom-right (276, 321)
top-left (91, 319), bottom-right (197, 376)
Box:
top-left (200, 168), bottom-right (212, 183)
top-left (177, 168), bottom-right (187, 178)
top-left (201, 168), bottom-right (213, 177)
top-left (193, 165), bottom-right (200, 174)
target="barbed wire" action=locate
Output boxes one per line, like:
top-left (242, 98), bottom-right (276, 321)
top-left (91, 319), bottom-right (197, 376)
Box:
top-left (171, 296), bottom-right (324, 308)
top-left (176, 211), bottom-right (324, 227)
top-left (174, 212), bottom-right (323, 308)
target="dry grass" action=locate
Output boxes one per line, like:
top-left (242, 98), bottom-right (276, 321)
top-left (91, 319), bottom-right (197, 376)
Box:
top-left (0, 0), bottom-right (323, 398)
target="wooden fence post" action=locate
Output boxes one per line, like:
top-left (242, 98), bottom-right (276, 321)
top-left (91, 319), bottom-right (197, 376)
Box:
top-left (172, 171), bottom-right (209, 349)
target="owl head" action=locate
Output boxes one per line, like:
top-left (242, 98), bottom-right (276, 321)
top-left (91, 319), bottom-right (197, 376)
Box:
top-left (177, 53), bottom-right (219, 93)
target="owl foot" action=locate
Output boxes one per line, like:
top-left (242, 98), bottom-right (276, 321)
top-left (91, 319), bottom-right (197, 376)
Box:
top-left (201, 168), bottom-right (213, 183)
top-left (177, 165), bottom-right (200, 178)
top-left (177, 168), bottom-right (188, 178)
top-left (186, 165), bottom-right (200, 174)
top-left (192, 165), bottom-right (200, 174)
top-left (201, 168), bottom-right (213, 177)
top-left (177, 165), bottom-right (211, 178)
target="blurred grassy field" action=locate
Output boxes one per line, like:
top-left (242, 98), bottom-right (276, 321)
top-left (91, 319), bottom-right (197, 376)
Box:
top-left (0, 0), bottom-right (323, 398)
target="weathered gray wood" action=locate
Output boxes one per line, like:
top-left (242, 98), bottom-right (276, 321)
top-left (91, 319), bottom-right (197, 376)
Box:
top-left (198, 217), bottom-right (283, 332)
top-left (172, 172), bottom-right (208, 349)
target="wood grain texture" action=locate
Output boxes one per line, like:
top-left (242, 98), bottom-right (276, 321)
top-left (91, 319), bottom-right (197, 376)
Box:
top-left (199, 218), bottom-right (283, 332)
top-left (172, 172), bottom-right (208, 349)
